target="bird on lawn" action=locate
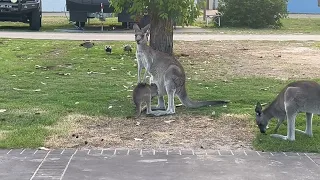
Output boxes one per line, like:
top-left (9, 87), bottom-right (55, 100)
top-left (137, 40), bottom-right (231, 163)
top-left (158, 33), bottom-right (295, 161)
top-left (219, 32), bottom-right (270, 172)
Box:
top-left (80, 41), bottom-right (95, 51)
top-left (105, 45), bottom-right (112, 54)
top-left (123, 44), bottom-right (133, 53)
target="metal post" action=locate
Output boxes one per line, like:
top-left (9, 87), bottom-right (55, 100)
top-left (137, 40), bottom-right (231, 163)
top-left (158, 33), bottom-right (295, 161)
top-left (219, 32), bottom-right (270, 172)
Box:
top-left (101, 3), bottom-right (104, 32)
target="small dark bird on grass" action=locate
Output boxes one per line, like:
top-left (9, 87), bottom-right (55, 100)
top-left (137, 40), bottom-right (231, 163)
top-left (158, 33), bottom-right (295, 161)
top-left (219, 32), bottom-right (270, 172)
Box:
top-left (105, 45), bottom-right (112, 54)
top-left (123, 44), bottom-right (133, 53)
top-left (80, 41), bottom-right (95, 51)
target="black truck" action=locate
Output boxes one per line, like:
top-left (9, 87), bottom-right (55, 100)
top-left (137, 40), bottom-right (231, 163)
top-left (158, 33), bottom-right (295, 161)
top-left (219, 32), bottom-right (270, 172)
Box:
top-left (66, 0), bottom-right (148, 29)
top-left (0, 0), bottom-right (42, 31)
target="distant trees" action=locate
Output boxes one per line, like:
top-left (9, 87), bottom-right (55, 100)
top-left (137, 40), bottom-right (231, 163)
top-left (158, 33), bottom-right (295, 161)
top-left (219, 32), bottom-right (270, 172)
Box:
top-left (110, 0), bottom-right (201, 54)
top-left (218, 0), bottom-right (288, 28)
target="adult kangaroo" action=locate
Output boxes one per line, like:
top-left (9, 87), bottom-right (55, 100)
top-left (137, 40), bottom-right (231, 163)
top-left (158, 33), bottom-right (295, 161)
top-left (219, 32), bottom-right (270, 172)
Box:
top-left (255, 80), bottom-right (320, 141)
top-left (133, 24), bottom-right (229, 116)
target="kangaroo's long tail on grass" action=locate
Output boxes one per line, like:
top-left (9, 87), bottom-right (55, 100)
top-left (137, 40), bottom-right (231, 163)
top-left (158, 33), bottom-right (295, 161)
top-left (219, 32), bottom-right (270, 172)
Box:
top-left (177, 86), bottom-right (229, 108)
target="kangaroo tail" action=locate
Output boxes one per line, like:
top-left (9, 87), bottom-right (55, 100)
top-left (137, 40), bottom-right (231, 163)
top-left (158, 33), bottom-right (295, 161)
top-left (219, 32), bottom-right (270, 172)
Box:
top-left (177, 86), bottom-right (229, 108)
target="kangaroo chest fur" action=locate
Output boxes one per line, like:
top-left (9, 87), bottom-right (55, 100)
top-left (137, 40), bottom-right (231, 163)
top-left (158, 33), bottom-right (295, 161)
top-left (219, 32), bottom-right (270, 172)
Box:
top-left (136, 48), bottom-right (149, 68)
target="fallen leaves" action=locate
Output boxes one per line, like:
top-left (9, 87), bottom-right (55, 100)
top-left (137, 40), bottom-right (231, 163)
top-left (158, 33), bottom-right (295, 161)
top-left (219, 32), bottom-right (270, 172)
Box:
top-left (38, 147), bottom-right (50, 151)
top-left (57, 72), bottom-right (70, 76)
top-left (12, 87), bottom-right (41, 92)
top-left (164, 120), bottom-right (175, 124)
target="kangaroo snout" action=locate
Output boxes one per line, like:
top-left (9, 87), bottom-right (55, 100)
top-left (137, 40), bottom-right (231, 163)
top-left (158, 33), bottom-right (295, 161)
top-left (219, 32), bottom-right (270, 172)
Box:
top-left (259, 126), bottom-right (266, 134)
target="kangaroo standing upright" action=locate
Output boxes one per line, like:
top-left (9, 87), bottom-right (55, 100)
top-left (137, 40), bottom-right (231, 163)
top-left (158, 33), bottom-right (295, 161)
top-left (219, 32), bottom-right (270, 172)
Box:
top-left (133, 24), bottom-right (229, 116)
top-left (255, 80), bottom-right (320, 141)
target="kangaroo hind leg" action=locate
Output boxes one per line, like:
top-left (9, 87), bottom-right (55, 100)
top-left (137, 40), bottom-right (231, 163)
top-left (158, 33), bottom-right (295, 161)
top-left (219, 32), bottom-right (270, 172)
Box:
top-left (149, 88), bottom-right (176, 117)
top-left (151, 95), bottom-right (166, 111)
top-left (295, 112), bottom-right (313, 137)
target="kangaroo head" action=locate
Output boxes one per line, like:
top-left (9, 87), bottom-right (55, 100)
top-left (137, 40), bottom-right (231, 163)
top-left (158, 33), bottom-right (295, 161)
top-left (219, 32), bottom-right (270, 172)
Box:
top-left (255, 102), bottom-right (267, 133)
top-left (133, 24), bottom-right (150, 45)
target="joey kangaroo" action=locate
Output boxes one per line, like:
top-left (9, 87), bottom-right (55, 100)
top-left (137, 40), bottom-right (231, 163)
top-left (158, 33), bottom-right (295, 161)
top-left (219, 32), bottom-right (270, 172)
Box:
top-left (136, 27), bottom-right (150, 83)
top-left (133, 23), bottom-right (229, 116)
top-left (132, 83), bottom-right (158, 117)
top-left (255, 80), bottom-right (320, 141)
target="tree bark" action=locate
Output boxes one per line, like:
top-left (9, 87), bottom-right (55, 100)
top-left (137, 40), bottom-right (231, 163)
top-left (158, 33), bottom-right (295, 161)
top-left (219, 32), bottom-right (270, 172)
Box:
top-left (149, 15), bottom-right (174, 55)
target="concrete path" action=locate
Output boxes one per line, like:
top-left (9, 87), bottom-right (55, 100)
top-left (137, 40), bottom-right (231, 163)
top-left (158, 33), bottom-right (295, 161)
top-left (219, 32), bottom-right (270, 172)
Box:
top-left (0, 148), bottom-right (319, 180)
top-left (2, 31), bottom-right (320, 41)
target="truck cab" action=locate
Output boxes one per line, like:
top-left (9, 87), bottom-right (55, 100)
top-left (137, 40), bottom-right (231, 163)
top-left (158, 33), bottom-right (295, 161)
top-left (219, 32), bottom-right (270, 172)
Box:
top-left (66, 0), bottom-right (146, 29)
top-left (0, 0), bottom-right (42, 31)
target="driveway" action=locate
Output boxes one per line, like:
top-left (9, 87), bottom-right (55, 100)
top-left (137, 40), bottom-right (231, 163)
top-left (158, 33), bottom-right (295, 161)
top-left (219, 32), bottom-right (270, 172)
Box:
top-left (1, 31), bottom-right (320, 41)
top-left (1, 148), bottom-right (319, 180)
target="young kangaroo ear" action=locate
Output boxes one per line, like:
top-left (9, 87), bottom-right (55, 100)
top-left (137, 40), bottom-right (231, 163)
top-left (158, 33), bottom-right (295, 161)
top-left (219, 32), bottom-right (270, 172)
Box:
top-left (255, 102), bottom-right (262, 114)
top-left (133, 23), bottom-right (141, 32)
top-left (142, 24), bottom-right (150, 33)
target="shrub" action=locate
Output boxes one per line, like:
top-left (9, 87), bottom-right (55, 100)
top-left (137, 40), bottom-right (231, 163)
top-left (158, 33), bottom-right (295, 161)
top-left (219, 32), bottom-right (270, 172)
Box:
top-left (218, 0), bottom-right (288, 28)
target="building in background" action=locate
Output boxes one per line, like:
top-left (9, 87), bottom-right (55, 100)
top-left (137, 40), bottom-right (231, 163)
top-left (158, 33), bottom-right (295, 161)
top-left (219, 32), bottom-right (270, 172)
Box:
top-left (207, 0), bottom-right (218, 10)
top-left (41, 0), bottom-right (320, 14)
top-left (287, 0), bottom-right (320, 14)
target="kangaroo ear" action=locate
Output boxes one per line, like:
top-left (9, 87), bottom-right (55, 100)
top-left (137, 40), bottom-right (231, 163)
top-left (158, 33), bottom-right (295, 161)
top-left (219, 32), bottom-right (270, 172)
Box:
top-left (142, 24), bottom-right (150, 33)
top-left (255, 102), bottom-right (262, 115)
top-left (133, 23), bottom-right (140, 32)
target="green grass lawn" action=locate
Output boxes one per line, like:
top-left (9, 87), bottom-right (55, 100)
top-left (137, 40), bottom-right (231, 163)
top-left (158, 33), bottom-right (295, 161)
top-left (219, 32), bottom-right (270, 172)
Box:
top-left (195, 17), bottom-right (320, 34)
top-left (1, 16), bottom-right (320, 34)
top-left (0, 38), bottom-right (320, 152)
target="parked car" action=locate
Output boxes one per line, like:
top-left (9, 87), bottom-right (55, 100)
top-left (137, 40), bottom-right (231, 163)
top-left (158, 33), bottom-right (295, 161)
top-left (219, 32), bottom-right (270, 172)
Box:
top-left (0, 0), bottom-right (42, 31)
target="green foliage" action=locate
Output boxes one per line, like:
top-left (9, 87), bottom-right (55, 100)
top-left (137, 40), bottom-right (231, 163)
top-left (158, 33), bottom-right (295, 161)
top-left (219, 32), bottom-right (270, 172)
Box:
top-left (110, 0), bottom-right (201, 26)
top-left (218, 0), bottom-right (288, 28)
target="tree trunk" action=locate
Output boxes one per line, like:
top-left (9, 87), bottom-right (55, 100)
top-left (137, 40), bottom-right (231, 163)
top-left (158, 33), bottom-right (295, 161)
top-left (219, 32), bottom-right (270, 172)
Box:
top-left (149, 15), bottom-right (174, 55)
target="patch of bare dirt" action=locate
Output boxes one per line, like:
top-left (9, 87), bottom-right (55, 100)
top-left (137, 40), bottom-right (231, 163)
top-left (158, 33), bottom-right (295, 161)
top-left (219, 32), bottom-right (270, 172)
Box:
top-left (45, 113), bottom-right (254, 150)
top-left (174, 41), bottom-right (320, 80)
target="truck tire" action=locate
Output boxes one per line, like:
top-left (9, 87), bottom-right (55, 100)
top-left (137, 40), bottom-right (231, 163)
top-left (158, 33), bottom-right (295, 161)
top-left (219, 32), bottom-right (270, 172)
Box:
top-left (30, 9), bottom-right (41, 31)
top-left (75, 21), bottom-right (85, 28)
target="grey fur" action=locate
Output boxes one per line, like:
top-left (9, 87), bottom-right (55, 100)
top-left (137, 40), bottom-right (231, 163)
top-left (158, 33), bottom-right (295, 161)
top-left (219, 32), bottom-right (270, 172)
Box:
top-left (133, 23), bottom-right (229, 116)
top-left (255, 80), bottom-right (320, 141)
top-left (132, 83), bottom-right (158, 117)
top-left (135, 26), bottom-right (150, 83)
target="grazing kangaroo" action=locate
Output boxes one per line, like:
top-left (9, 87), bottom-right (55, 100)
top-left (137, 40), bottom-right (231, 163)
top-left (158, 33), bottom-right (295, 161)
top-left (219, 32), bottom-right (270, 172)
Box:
top-left (255, 80), bottom-right (320, 141)
top-left (133, 83), bottom-right (158, 117)
top-left (133, 23), bottom-right (229, 116)
top-left (136, 27), bottom-right (150, 83)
